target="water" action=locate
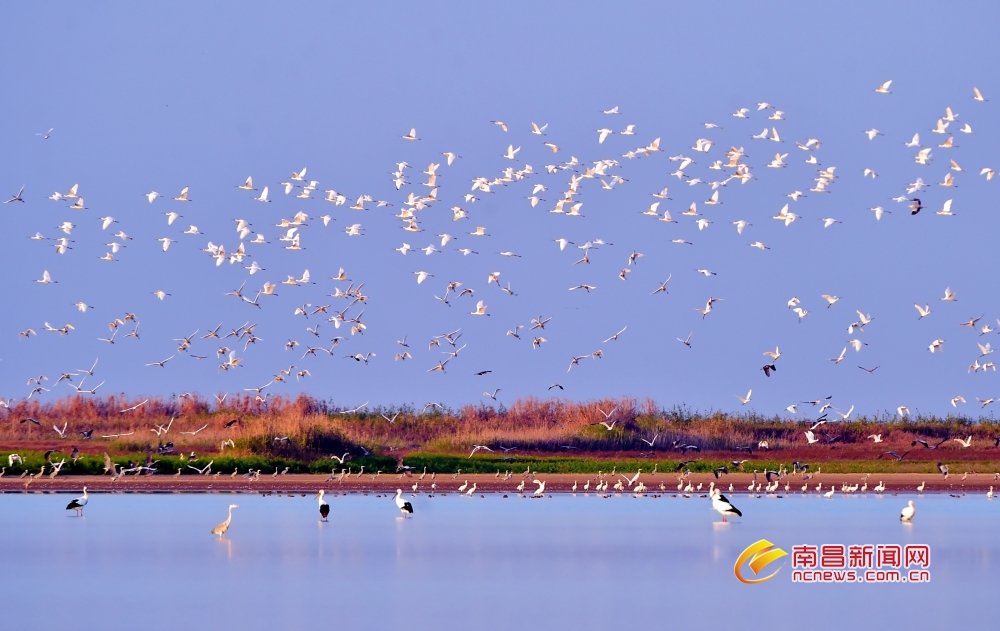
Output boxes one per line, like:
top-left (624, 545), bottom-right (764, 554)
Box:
top-left (1, 491), bottom-right (996, 630)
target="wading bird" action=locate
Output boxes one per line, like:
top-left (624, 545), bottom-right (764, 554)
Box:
top-left (211, 504), bottom-right (239, 536)
top-left (66, 486), bottom-right (88, 516)
top-left (395, 489), bottom-right (414, 516)
top-left (710, 486), bottom-right (742, 522)
top-left (317, 490), bottom-right (330, 521)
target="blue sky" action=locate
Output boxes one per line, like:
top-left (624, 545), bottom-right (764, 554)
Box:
top-left (3, 2), bottom-right (1000, 418)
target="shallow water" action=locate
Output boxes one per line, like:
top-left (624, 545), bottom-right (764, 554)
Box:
top-left (1, 491), bottom-right (996, 630)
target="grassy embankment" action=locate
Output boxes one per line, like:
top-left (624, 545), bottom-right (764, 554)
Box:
top-left (2, 394), bottom-right (998, 477)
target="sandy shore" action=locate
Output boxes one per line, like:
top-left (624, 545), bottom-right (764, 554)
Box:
top-left (1, 471), bottom-right (996, 494)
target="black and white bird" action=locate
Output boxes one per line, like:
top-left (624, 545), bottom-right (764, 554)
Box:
top-left (317, 489), bottom-right (330, 521)
top-left (900, 500), bottom-right (916, 522)
top-left (66, 486), bottom-right (89, 516)
top-left (395, 488), bottom-right (414, 516)
top-left (710, 485), bottom-right (742, 522)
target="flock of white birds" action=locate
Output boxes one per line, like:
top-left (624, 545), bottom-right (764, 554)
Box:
top-left (4, 80), bottom-right (999, 418)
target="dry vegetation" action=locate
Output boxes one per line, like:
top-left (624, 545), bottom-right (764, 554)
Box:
top-left (2, 394), bottom-right (999, 473)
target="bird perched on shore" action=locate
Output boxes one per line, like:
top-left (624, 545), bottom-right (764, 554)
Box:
top-left (66, 486), bottom-right (88, 516)
top-left (395, 488), bottom-right (414, 516)
top-left (317, 489), bottom-right (330, 521)
top-left (900, 500), bottom-right (916, 522)
top-left (212, 504), bottom-right (239, 536)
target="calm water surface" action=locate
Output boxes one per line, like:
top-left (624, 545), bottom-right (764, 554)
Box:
top-left (1, 491), bottom-right (996, 630)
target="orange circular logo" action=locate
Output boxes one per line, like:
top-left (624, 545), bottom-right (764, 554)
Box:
top-left (734, 539), bottom-right (788, 584)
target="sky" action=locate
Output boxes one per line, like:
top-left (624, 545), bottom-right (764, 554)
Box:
top-left (2, 2), bottom-right (1000, 419)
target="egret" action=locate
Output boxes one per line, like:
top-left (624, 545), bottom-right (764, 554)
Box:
top-left (211, 504), bottom-right (239, 536)
top-left (533, 479), bottom-right (546, 497)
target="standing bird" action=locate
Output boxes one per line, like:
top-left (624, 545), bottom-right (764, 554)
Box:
top-left (211, 504), bottom-right (239, 537)
top-left (66, 486), bottom-right (89, 516)
top-left (900, 500), bottom-right (916, 522)
top-left (317, 489), bottom-right (330, 522)
top-left (710, 486), bottom-right (742, 522)
top-left (395, 489), bottom-right (414, 516)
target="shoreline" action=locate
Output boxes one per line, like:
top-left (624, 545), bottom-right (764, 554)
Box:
top-left (2, 472), bottom-right (996, 494)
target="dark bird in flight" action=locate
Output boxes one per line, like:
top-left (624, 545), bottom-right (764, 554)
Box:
top-left (762, 363), bottom-right (776, 377)
top-left (878, 450), bottom-right (911, 461)
top-left (909, 198), bottom-right (923, 215)
top-left (672, 441), bottom-right (700, 452)
top-left (912, 437), bottom-right (948, 450)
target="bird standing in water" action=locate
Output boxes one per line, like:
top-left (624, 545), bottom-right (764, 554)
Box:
top-left (66, 487), bottom-right (88, 516)
top-left (212, 504), bottom-right (239, 536)
top-left (317, 489), bottom-right (330, 521)
top-left (710, 485), bottom-right (742, 522)
top-left (395, 489), bottom-right (414, 516)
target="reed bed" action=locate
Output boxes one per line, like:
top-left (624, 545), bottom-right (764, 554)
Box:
top-left (2, 394), bottom-right (998, 476)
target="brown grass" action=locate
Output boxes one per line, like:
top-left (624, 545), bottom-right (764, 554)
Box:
top-left (2, 394), bottom-right (999, 466)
